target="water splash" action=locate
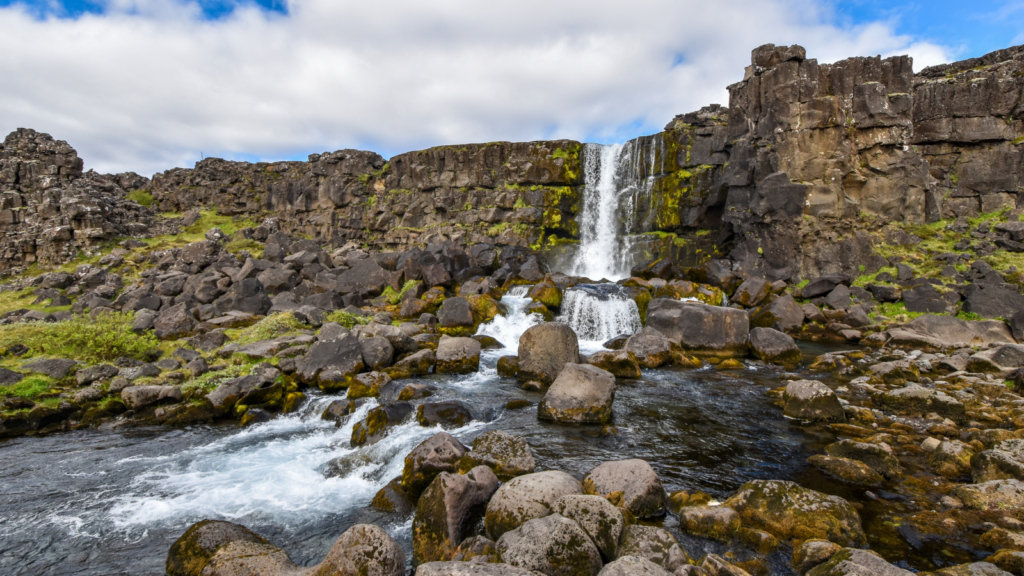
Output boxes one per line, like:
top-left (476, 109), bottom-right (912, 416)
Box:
top-left (476, 285), bottom-right (542, 353)
top-left (556, 284), bottom-right (642, 346)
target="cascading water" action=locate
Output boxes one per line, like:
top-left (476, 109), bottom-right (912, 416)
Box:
top-left (556, 284), bottom-right (642, 348)
top-left (475, 285), bottom-right (543, 353)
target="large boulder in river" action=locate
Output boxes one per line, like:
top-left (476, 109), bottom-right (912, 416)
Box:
top-left (805, 548), bottom-right (913, 576)
top-left (401, 431), bottom-right (469, 496)
top-left (538, 363), bottom-right (615, 425)
top-left (166, 519), bottom-right (270, 576)
top-left (872, 385), bottom-right (966, 422)
top-left (972, 439), bottom-right (1024, 483)
top-left (586, 350), bottom-right (642, 379)
top-left (485, 470), bottom-right (583, 539)
top-left (599, 557), bottom-right (674, 576)
top-left (583, 459), bottom-right (667, 519)
top-left (750, 294), bottom-right (805, 332)
top-left (436, 335), bottom-right (482, 374)
top-left (783, 380), bottom-right (845, 422)
top-left (647, 299), bottom-right (749, 357)
top-left (749, 327), bottom-right (801, 366)
top-left (723, 480), bottom-right (866, 546)
top-left (616, 525), bottom-right (690, 571)
top-left (458, 430), bottom-right (536, 480)
top-left (313, 524), bottom-right (406, 576)
top-left (296, 334), bottom-right (366, 391)
top-left (416, 563), bottom-right (543, 575)
top-left (517, 322), bottom-right (580, 384)
top-left (413, 466), bottom-right (500, 564)
top-left (437, 296), bottom-right (476, 335)
top-left (388, 349), bottom-right (436, 379)
top-left (552, 494), bottom-right (624, 561)
top-left (496, 513), bottom-right (603, 576)
top-left (624, 326), bottom-right (672, 368)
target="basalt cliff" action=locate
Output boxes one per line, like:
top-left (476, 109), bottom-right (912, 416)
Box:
top-left (3, 43), bottom-right (1024, 281)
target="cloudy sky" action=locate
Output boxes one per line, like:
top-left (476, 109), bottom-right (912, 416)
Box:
top-left (0, 0), bottom-right (1021, 176)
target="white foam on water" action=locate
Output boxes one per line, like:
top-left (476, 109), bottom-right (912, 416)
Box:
top-left (557, 287), bottom-right (642, 345)
top-left (476, 287), bottom-right (543, 354)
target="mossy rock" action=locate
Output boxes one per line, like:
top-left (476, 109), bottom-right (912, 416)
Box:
top-left (524, 301), bottom-right (555, 321)
top-left (723, 480), bottom-right (866, 547)
top-left (497, 355), bottom-right (519, 377)
top-left (696, 284), bottom-right (723, 306)
top-left (528, 281), bottom-right (562, 309)
top-left (620, 285), bottom-right (652, 324)
top-left (437, 326), bottom-right (476, 337)
top-left (467, 294), bottom-right (502, 324)
top-left (421, 287), bottom-right (447, 310)
top-left (166, 519), bottom-right (270, 576)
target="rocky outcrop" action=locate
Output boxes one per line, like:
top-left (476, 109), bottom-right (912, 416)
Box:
top-left (0, 129), bottom-right (175, 274)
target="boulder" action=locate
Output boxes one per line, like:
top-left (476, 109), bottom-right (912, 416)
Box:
top-left (733, 278), bottom-right (771, 308)
top-left (401, 431), bottom-right (469, 496)
top-left (616, 525), bottom-right (690, 571)
top-left (416, 563), bottom-right (544, 576)
top-left (436, 336), bottom-right (482, 374)
top-left (296, 334), bottom-right (366, 391)
top-left (413, 466), bottom-right (500, 564)
top-left (410, 398), bottom-right (473, 427)
top-left (0, 368), bottom-right (24, 386)
top-left (121, 385), bottom-right (182, 410)
top-left (930, 440), bottom-right (975, 479)
top-left (538, 363), bottom-right (616, 425)
top-left (963, 284), bottom-right (1024, 319)
top-left (968, 344), bottom-right (1024, 374)
top-left (869, 360), bottom-right (920, 384)
top-left (75, 364), bottom-right (119, 386)
top-left (552, 494), bottom-right (624, 561)
top-left (496, 514), bottom-right (603, 576)
top-left (800, 275), bottom-right (852, 299)
top-left (211, 277), bottom-right (272, 316)
top-left (872, 385), bottom-right (965, 422)
top-left (165, 520), bottom-right (271, 576)
top-left (517, 323), bottom-right (580, 384)
top-left (351, 403), bottom-right (413, 446)
top-left (902, 284), bottom-right (950, 314)
top-left (889, 315), bottom-right (1015, 349)
top-left (973, 440), bottom-right (1024, 483)
top-left (312, 524), bottom-right (406, 576)
top-left (825, 440), bottom-right (902, 479)
top-left (497, 356), bottom-right (519, 377)
top-left (955, 479), bottom-right (1024, 511)
top-left (750, 294), bottom-right (805, 332)
top-left (437, 297), bottom-right (476, 334)
top-left (624, 326), bottom-right (672, 368)
top-left (388, 349), bottom-right (436, 379)
top-left (359, 337), bottom-right (394, 371)
top-left (748, 327), bottom-right (801, 366)
top-left (807, 456), bottom-right (883, 487)
top-left (723, 480), bottom-right (866, 546)
top-left (805, 548), bottom-right (913, 576)
top-left (678, 505), bottom-right (741, 541)
top-left (783, 380), bottom-right (845, 422)
top-left (485, 470), bottom-right (583, 539)
top-left (868, 284), bottom-right (901, 303)
top-left (458, 430), bottom-right (536, 480)
top-left (647, 299), bottom-right (749, 357)
top-left (22, 358), bottom-right (77, 379)
top-left (153, 303), bottom-right (199, 340)
top-left (793, 539), bottom-right (842, 574)
top-left (586, 350), bottom-right (641, 379)
top-left (597, 557), bottom-right (673, 576)
top-left (582, 459), bottom-right (667, 519)
top-left (933, 563), bottom-right (1014, 576)
top-left (347, 371), bottom-right (391, 399)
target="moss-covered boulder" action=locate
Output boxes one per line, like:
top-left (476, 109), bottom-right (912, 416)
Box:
top-left (872, 385), bottom-right (966, 422)
top-left (312, 524), bottom-right (405, 576)
top-left (954, 479), bottom-right (1024, 511)
top-left (723, 480), bottom-right (866, 546)
top-left (485, 470), bottom-right (583, 540)
top-left (807, 455), bottom-right (883, 487)
top-left (617, 525), bottom-right (691, 572)
top-left (782, 380), bottom-right (845, 423)
top-left (467, 293), bottom-right (502, 324)
top-left (524, 301), bottom-right (555, 321)
top-left (496, 513), bottom-right (603, 576)
top-left (413, 466), bottom-right (500, 564)
top-left (436, 335), bottom-right (482, 374)
top-left (793, 539), bottom-right (841, 574)
top-left (458, 430), bottom-right (536, 480)
top-left (498, 355), bottom-right (519, 377)
top-left (972, 439), bottom-right (1024, 483)
top-left (678, 505), bottom-right (741, 542)
top-left (517, 322), bottom-right (580, 385)
top-left (930, 440), bottom-right (975, 479)
top-left (538, 363), bottom-right (616, 425)
top-left (582, 459), bottom-right (667, 519)
top-left (805, 548), bottom-right (912, 576)
top-left (552, 494), bottom-right (624, 561)
top-left (401, 431), bottom-right (469, 496)
top-left (346, 371), bottom-right (391, 399)
top-left (825, 440), bottom-right (902, 480)
top-left (386, 349), bottom-right (436, 379)
top-left (371, 477), bottom-right (417, 515)
top-left (586, 350), bottom-right (642, 379)
top-left (166, 519), bottom-right (271, 576)
top-left (529, 281), bottom-right (563, 309)
top-left (624, 326), bottom-right (672, 368)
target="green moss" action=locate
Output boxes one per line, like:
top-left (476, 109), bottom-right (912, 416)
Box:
top-left (235, 313), bottom-right (306, 345)
top-left (873, 301), bottom-right (926, 322)
top-left (381, 280), bottom-right (421, 305)
top-left (358, 174), bottom-right (371, 184)
top-left (1013, 136), bottom-right (1024, 146)
top-left (0, 312), bottom-right (157, 363)
top-left (323, 310), bottom-right (371, 329)
top-left (487, 222), bottom-right (510, 236)
top-left (127, 189), bottom-right (154, 207)
top-left (0, 375), bottom-right (55, 399)
top-left (513, 197), bottom-right (527, 209)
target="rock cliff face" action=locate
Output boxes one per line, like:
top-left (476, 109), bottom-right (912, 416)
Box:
top-left (5, 44), bottom-right (1024, 280)
top-left (0, 129), bottom-right (175, 273)
top-left (148, 141), bottom-right (583, 253)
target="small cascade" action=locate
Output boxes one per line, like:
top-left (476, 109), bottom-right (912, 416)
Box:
top-left (556, 284), bottom-right (642, 344)
top-left (476, 285), bottom-right (543, 352)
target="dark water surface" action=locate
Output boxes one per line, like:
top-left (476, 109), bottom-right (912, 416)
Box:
top-left (0, 340), bottom-right (859, 576)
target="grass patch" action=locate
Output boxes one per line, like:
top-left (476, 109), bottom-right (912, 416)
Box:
top-left (223, 237), bottom-right (263, 257)
top-left (380, 280), bottom-right (420, 305)
top-left (127, 189), bottom-right (154, 207)
top-left (0, 312), bottom-right (158, 363)
top-left (0, 375), bottom-right (56, 399)
top-left (181, 362), bottom-right (257, 393)
top-left (234, 313), bottom-right (306, 345)
top-left (144, 210), bottom-right (258, 252)
top-left (957, 310), bottom-right (982, 321)
top-left (323, 310), bottom-right (371, 329)
top-left (873, 301), bottom-right (926, 322)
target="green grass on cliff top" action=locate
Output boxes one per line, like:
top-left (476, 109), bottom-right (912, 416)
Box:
top-left (0, 312), bottom-right (157, 364)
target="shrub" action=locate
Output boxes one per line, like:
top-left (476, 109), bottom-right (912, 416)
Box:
top-left (0, 312), bottom-right (158, 363)
top-left (0, 375), bottom-right (54, 399)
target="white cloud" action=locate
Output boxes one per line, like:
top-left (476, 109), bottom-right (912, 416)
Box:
top-left (0, 0), bottom-right (954, 176)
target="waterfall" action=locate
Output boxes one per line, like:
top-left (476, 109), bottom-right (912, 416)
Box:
top-left (476, 285), bottom-right (543, 352)
top-left (556, 284), bottom-right (642, 345)
top-left (569, 141), bottom-right (660, 280)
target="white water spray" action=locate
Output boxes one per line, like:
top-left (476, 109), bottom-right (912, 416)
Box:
top-left (556, 285), bottom-right (642, 346)
top-left (476, 285), bottom-right (543, 353)
top-left (570, 144), bottom-right (626, 280)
